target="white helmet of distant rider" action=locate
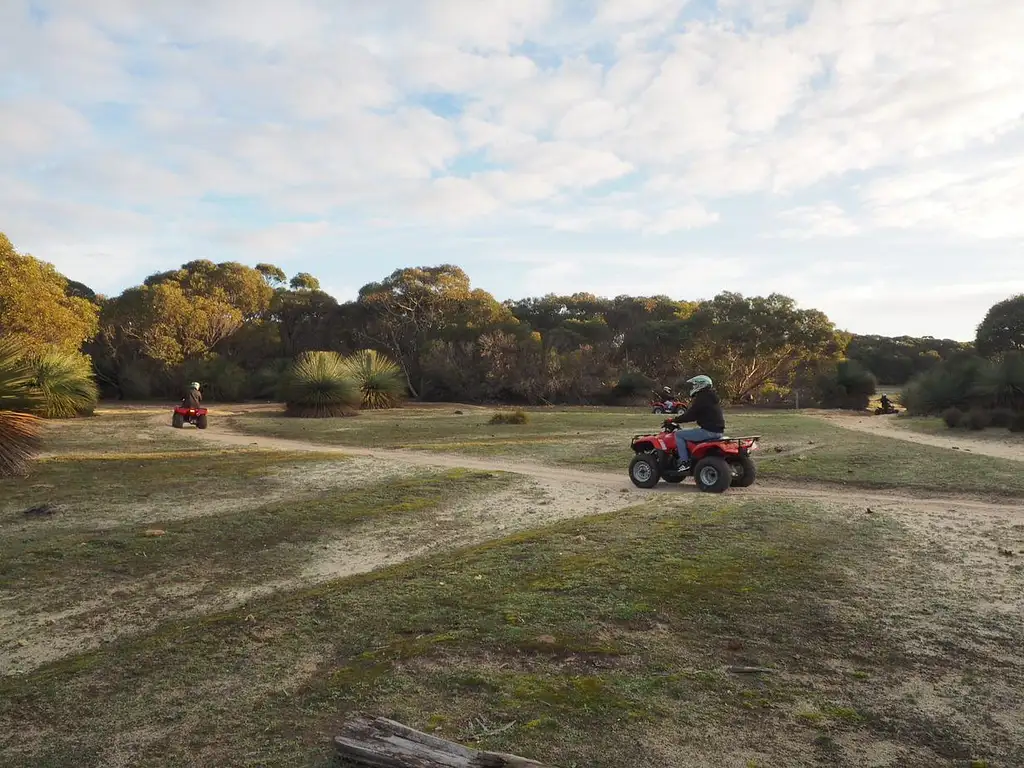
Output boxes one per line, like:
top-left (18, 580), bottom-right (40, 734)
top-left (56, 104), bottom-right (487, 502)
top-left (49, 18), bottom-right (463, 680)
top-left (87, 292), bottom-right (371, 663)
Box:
top-left (686, 375), bottom-right (713, 396)
top-left (190, 381), bottom-right (201, 390)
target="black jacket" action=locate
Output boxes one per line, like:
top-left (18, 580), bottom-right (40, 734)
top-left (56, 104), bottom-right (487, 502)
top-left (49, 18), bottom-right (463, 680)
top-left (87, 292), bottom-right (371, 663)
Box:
top-left (673, 388), bottom-right (725, 433)
top-left (184, 389), bottom-right (203, 407)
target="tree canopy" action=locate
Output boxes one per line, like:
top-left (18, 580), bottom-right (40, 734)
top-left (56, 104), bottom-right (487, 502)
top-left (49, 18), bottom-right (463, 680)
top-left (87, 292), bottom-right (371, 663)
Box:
top-left (0, 233), bottom-right (100, 355)
top-left (976, 294), bottom-right (1024, 358)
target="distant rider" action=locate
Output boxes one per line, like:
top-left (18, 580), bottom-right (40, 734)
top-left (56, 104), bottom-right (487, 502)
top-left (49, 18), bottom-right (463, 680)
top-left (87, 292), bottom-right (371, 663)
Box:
top-left (661, 385), bottom-right (675, 410)
top-left (667, 375), bottom-right (725, 469)
top-left (184, 381), bottom-right (203, 408)
top-left (879, 394), bottom-right (893, 412)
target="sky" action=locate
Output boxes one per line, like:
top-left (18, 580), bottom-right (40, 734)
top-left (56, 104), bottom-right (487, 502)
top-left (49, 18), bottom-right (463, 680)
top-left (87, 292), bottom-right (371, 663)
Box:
top-left (2, 0), bottom-right (1023, 341)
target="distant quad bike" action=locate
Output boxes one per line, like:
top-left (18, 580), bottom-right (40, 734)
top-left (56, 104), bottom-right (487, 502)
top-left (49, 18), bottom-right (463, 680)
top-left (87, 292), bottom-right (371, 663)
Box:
top-left (172, 403), bottom-right (208, 429)
top-left (629, 421), bottom-right (761, 492)
top-left (874, 404), bottom-right (900, 415)
top-left (650, 399), bottom-right (688, 414)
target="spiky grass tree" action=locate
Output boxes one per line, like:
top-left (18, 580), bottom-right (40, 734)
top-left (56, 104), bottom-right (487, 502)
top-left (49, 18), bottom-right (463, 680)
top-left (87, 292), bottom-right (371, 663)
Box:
top-left (0, 339), bottom-right (43, 476)
top-left (342, 349), bottom-right (405, 410)
top-left (281, 351), bottom-right (361, 417)
top-left (31, 350), bottom-right (100, 418)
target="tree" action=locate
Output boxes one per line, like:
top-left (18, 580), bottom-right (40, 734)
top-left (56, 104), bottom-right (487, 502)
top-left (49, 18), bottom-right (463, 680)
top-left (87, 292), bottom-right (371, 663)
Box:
top-left (290, 272), bottom-right (321, 291)
top-left (255, 263), bottom-right (287, 288)
top-left (680, 292), bottom-right (846, 400)
top-left (976, 294), bottom-right (1024, 358)
top-left (847, 334), bottom-right (970, 384)
top-left (354, 265), bottom-right (515, 398)
top-left (0, 233), bottom-right (99, 354)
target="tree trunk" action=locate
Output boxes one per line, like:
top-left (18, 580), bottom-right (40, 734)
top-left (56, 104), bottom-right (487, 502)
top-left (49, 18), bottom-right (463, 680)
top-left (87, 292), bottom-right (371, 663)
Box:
top-left (335, 716), bottom-right (555, 768)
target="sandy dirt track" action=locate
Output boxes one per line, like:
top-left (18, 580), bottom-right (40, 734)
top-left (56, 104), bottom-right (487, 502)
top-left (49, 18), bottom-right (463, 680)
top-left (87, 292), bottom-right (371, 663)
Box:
top-left (809, 410), bottom-right (1024, 462)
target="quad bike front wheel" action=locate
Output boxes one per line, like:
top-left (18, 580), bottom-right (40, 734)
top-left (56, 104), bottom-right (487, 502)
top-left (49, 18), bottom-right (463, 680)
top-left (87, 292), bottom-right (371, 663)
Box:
top-left (629, 454), bottom-right (661, 489)
top-left (694, 456), bottom-right (732, 493)
top-left (172, 413), bottom-right (184, 428)
top-left (729, 457), bottom-right (757, 488)
top-left (652, 406), bottom-right (664, 414)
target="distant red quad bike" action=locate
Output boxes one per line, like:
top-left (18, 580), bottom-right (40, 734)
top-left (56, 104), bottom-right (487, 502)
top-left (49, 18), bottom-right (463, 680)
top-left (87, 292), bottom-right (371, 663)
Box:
top-left (629, 422), bottom-right (760, 492)
top-left (650, 399), bottom-right (688, 414)
top-left (172, 404), bottom-right (208, 429)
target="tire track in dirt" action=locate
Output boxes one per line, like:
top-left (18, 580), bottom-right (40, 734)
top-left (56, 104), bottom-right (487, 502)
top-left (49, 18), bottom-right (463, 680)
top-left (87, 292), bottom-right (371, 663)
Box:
top-left (170, 414), bottom-right (1024, 519)
top-left (808, 410), bottom-right (1024, 462)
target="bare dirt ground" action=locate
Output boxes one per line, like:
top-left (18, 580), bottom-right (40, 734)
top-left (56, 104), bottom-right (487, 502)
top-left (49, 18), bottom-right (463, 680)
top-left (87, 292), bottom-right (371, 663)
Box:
top-left (810, 409), bottom-right (1024, 462)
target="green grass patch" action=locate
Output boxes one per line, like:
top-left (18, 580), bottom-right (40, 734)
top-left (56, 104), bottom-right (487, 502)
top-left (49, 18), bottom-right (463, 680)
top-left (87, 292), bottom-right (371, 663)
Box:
top-left (0, 498), bottom-right (940, 768)
top-left (0, 468), bottom-right (510, 602)
top-left (229, 408), bottom-right (1024, 498)
top-left (0, 450), bottom-right (331, 521)
top-left (40, 410), bottom-right (218, 455)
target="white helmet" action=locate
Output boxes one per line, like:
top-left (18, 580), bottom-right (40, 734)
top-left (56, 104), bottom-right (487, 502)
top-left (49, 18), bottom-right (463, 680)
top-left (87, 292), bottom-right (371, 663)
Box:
top-left (190, 381), bottom-right (201, 390)
top-left (687, 375), bottom-right (713, 396)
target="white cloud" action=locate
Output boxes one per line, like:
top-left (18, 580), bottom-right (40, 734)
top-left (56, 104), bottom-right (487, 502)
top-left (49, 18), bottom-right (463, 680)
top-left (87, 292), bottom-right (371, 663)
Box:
top-left (2, 0), bottom-right (1024, 337)
top-left (775, 203), bottom-right (861, 239)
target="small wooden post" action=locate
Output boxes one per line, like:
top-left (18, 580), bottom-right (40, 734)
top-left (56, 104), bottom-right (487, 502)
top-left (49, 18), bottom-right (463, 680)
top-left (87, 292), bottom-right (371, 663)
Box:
top-left (334, 716), bottom-right (556, 768)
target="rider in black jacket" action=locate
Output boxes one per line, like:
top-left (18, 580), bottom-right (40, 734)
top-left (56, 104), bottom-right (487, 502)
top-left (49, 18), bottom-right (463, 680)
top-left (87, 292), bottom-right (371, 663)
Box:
top-left (669, 375), bottom-right (725, 468)
top-left (184, 381), bottom-right (203, 408)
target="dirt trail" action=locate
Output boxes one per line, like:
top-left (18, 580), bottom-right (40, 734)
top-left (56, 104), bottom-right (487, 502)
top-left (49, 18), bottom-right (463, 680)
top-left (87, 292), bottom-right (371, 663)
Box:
top-left (810, 410), bottom-right (1024, 462)
top-left (171, 414), bottom-right (1023, 519)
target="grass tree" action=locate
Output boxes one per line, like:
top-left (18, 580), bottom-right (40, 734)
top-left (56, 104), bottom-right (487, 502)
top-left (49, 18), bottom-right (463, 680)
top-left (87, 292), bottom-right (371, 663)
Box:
top-left (0, 339), bottom-right (43, 476)
top-left (343, 349), bottom-right (405, 410)
top-left (281, 351), bottom-right (361, 417)
top-left (30, 350), bottom-right (100, 418)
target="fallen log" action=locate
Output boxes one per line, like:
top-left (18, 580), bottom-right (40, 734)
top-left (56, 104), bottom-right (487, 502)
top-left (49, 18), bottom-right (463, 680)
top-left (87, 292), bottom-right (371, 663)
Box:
top-left (335, 716), bottom-right (555, 768)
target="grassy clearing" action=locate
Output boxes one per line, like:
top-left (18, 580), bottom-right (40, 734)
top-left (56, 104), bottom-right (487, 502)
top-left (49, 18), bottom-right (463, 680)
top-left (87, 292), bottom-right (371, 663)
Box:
top-left (39, 408), bottom-right (216, 455)
top-left (896, 415), bottom-right (1024, 442)
top-left (230, 407), bottom-right (1024, 498)
top-left (2, 499), bottom-right (1019, 767)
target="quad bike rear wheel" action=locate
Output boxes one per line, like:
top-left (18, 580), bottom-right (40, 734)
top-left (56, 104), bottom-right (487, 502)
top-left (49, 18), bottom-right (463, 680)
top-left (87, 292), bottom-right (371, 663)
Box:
top-left (172, 412), bottom-right (184, 429)
top-left (629, 454), bottom-right (660, 489)
top-left (652, 406), bottom-right (664, 414)
top-left (693, 456), bottom-right (732, 493)
top-left (197, 414), bottom-right (208, 429)
top-left (729, 457), bottom-right (757, 488)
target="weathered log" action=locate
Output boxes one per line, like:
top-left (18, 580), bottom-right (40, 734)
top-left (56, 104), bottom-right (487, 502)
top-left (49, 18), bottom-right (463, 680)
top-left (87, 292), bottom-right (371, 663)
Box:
top-left (335, 716), bottom-right (555, 768)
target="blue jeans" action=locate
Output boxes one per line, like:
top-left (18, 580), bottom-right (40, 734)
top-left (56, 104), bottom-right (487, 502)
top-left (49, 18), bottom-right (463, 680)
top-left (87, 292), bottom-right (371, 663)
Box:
top-left (675, 428), bottom-right (724, 464)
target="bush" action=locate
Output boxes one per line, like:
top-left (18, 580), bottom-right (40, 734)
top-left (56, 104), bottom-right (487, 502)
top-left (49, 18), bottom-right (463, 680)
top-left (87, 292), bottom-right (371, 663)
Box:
top-left (179, 356), bottom-right (248, 402)
top-left (0, 338), bottom-right (43, 476)
top-left (942, 407), bottom-right (964, 428)
top-left (489, 409), bottom-right (529, 425)
top-left (248, 358), bottom-right (292, 400)
top-left (1010, 412), bottom-right (1024, 433)
top-left (815, 359), bottom-right (877, 410)
top-left (989, 408), bottom-right (1015, 428)
top-left (342, 349), bottom-right (405, 410)
top-left (280, 351), bottom-right (361, 418)
top-left (30, 350), bottom-right (99, 418)
top-left (964, 409), bottom-right (990, 431)
top-left (611, 371), bottom-right (654, 400)
top-left (118, 359), bottom-right (153, 400)
top-left (902, 354), bottom-right (986, 415)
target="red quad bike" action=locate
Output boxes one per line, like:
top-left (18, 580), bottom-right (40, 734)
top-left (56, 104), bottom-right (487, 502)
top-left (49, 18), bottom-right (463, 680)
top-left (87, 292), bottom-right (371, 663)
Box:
top-left (650, 399), bottom-right (688, 414)
top-left (172, 402), bottom-right (208, 429)
top-left (629, 421), bottom-right (760, 492)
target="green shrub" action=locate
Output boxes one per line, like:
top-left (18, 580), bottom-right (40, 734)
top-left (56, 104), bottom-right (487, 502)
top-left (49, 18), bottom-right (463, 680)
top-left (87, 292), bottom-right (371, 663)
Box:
top-left (964, 409), bottom-right (990, 431)
top-left (0, 339), bottom-right (43, 476)
top-left (30, 350), bottom-right (99, 418)
top-left (489, 409), bottom-right (529, 425)
top-left (989, 408), bottom-right (1015, 428)
top-left (902, 354), bottom-right (986, 415)
top-left (342, 349), bottom-right (405, 410)
top-left (975, 351), bottom-right (1024, 411)
top-left (280, 351), bottom-right (360, 418)
top-left (117, 359), bottom-right (153, 400)
top-left (248, 358), bottom-right (292, 400)
top-left (815, 359), bottom-right (877, 410)
top-left (611, 371), bottom-right (654, 400)
top-left (1010, 412), bottom-right (1024, 433)
top-left (179, 357), bottom-right (248, 402)
top-left (942, 407), bottom-right (964, 428)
